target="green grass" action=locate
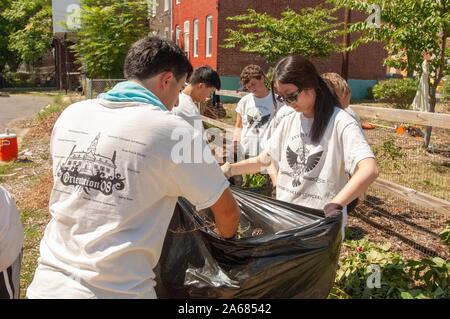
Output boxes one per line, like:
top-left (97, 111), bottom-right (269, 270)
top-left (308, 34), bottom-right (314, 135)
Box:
top-left (19, 208), bottom-right (50, 298)
top-left (36, 94), bottom-right (71, 121)
top-left (0, 161), bottom-right (36, 182)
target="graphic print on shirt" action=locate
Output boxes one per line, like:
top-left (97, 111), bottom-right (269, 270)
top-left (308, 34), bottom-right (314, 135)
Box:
top-left (56, 133), bottom-right (126, 195)
top-left (285, 141), bottom-right (323, 187)
top-left (246, 107), bottom-right (271, 133)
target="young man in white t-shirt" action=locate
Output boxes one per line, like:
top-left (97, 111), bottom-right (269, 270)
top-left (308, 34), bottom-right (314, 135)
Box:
top-left (172, 66), bottom-right (221, 128)
top-left (321, 72), bottom-right (361, 124)
top-left (233, 65), bottom-right (276, 158)
top-left (26, 37), bottom-right (240, 299)
top-left (0, 186), bottom-right (23, 299)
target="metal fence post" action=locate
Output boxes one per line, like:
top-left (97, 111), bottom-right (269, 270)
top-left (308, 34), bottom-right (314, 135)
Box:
top-left (86, 78), bottom-right (92, 99)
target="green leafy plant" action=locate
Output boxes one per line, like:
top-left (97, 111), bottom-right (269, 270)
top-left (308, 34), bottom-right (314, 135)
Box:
top-left (242, 173), bottom-right (267, 189)
top-left (2, 0), bottom-right (52, 65)
top-left (222, 7), bottom-right (342, 64)
top-left (73, 0), bottom-right (151, 78)
top-left (328, 0), bottom-right (450, 147)
top-left (442, 78), bottom-right (450, 101)
top-left (372, 78), bottom-right (417, 109)
top-left (373, 136), bottom-right (406, 171)
top-left (440, 222), bottom-right (450, 248)
top-left (335, 238), bottom-right (450, 299)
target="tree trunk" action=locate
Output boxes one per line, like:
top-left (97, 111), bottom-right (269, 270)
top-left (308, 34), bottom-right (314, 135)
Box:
top-left (406, 50), bottom-right (415, 78)
top-left (424, 25), bottom-right (448, 149)
top-left (423, 84), bottom-right (437, 149)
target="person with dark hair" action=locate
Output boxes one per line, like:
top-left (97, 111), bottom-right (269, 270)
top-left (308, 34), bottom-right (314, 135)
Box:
top-left (172, 65), bottom-right (221, 127)
top-left (233, 65), bottom-right (277, 158)
top-left (27, 36), bottom-right (240, 299)
top-left (222, 55), bottom-right (378, 228)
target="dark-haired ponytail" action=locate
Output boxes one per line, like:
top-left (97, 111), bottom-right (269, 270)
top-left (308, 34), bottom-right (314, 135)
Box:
top-left (310, 76), bottom-right (340, 144)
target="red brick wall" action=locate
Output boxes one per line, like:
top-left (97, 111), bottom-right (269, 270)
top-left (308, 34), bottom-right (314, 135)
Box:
top-left (172, 0), bottom-right (219, 69)
top-left (217, 0), bottom-right (386, 80)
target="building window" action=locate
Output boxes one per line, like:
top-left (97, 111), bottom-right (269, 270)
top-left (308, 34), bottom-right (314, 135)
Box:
top-left (164, 27), bottom-right (170, 39)
top-left (193, 19), bottom-right (199, 57)
top-left (164, 0), bottom-right (170, 11)
top-left (206, 15), bottom-right (213, 57)
top-left (184, 21), bottom-right (190, 56)
top-left (176, 0), bottom-right (180, 4)
top-left (175, 25), bottom-right (180, 46)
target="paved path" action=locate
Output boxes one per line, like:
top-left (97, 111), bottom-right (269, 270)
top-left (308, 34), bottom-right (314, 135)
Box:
top-left (0, 94), bottom-right (52, 133)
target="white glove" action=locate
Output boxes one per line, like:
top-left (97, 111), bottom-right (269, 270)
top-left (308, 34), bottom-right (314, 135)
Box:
top-left (220, 162), bottom-right (233, 179)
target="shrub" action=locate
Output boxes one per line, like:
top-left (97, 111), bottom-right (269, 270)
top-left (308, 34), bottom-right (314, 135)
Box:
top-left (441, 79), bottom-right (450, 101)
top-left (334, 238), bottom-right (450, 299)
top-left (372, 78), bottom-right (418, 109)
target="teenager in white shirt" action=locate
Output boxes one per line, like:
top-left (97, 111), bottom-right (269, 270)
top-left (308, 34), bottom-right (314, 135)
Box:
top-left (233, 65), bottom-right (276, 158)
top-left (222, 55), bottom-right (378, 221)
top-left (0, 186), bottom-right (23, 299)
top-left (321, 72), bottom-right (361, 124)
top-left (172, 65), bottom-right (221, 128)
top-left (27, 37), bottom-right (240, 299)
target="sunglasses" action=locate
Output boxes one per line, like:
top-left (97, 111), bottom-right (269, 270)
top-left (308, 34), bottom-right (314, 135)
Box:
top-left (276, 89), bottom-right (302, 104)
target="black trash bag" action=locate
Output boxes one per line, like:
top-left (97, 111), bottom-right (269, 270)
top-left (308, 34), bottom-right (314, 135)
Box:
top-left (154, 186), bottom-right (342, 299)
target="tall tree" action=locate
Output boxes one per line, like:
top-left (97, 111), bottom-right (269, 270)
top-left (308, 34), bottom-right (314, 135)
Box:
top-left (0, 0), bottom-right (16, 85)
top-left (222, 7), bottom-right (343, 64)
top-left (73, 0), bottom-right (151, 78)
top-left (2, 0), bottom-right (53, 65)
top-left (329, 0), bottom-right (450, 147)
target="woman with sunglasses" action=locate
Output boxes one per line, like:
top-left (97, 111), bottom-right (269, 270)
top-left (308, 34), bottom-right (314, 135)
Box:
top-left (221, 55), bottom-right (378, 221)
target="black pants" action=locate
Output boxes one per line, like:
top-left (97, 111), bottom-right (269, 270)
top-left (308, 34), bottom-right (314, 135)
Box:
top-left (0, 253), bottom-right (21, 299)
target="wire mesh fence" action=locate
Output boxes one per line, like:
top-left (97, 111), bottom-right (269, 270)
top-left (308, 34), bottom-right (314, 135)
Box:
top-left (352, 116), bottom-right (449, 259)
top-left (363, 123), bottom-right (450, 201)
top-left (85, 78), bottom-right (126, 99)
top-left (350, 187), bottom-right (449, 260)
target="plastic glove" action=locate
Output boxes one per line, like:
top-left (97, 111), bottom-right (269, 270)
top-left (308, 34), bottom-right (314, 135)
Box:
top-left (323, 203), bottom-right (343, 217)
top-left (221, 162), bottom-right (233, 179)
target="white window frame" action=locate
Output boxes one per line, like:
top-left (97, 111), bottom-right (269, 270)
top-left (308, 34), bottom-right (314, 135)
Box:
top-left (175, 25), bottom-right (180, 46)
top-left (176, 0), bottom-right (180, 4)
top-left (164, 0), bottom-right (170, 11)
top-left (193, 19), bottom-right (199, 57)
top-left (206, 15), bottom-right (213, 57)
top-left (164, 27), bottom-right (170, 39)
top-left (184, 20), bottom-right (190, 56)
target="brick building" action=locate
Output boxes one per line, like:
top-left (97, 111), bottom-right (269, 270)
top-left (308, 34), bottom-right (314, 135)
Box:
top-left (171, 0), bottom-right (387, 99)
top-left (149, 0), bottom-right (172, 39)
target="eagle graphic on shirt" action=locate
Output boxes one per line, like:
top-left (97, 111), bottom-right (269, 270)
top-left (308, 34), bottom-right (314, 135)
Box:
top-left (286, 143), bottom-right (323, 187)
top-left (246, 107), bottom-right (271, 132)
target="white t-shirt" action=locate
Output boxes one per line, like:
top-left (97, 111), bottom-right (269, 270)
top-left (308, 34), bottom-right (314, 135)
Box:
top-left (27, 98), bottom-right (229, 299)
top-left (172, 92), bottom-right (202, 128)
top-left (345, 106), bottom-right (361, 125)
top-left (261, 104), bottom-right (295, 149)
top-left (0, 186), bottom-right (23, 271)
top-left (235, 92), bottom-right (275, 156)
top-left (265, 107), bottom-right (374, 212)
